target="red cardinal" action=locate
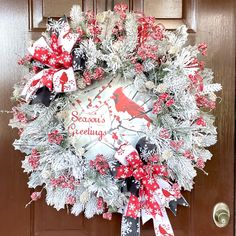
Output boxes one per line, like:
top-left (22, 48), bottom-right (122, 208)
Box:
top-left (111, 87), bottom-right (152, 125)
top-left (162, 189), bottom-right (172, 198)
top-left (60, 72), bottom-right (68, 92)
top-left (159, 225), bottom-right (172, 236)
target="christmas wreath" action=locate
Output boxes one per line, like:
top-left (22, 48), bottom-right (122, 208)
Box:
top-left (10, 3), bottom-right (222, 236)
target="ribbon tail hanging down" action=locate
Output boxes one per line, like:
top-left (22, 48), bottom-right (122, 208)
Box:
top-left (121, 216), bottom-right (140, 236)
top-left (21, 67), bottom-right (77, 102)
top-left (121, 204), bottom-right (174, 236)
top-left (141, 195), bottom-right (174, 236)
top-left (115, 143), bottom-right (185, 236)
top-left (152, 207), bottom-right (174, 236)
top-left (21, 69), bottom-right (47, 101)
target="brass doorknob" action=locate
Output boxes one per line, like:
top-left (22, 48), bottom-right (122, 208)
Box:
top-left (213, 202), bottom-right (230, 227)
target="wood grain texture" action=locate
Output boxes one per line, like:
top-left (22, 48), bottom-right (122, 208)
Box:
top-left (190, 0), bottom-right (235, 234)
top-left (28, 0), bottom-right (196, 31)
top-left (0, 0), bottom-right (234, 235)
top-left (43, 0), bottom-right (81, 17)
top-left (29, 0), bottom-right (83, 31)
top-left (0, 0), bottom-right (30, 236)
top-left (143, 0), bottom-right (197, 32)
top-left (144, 0), bottom-right (182, 18)
top-left (183, 0), bottom-right (197, 32)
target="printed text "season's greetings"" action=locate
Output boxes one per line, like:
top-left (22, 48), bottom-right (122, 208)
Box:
top-left (68, 111), bottom-right (107, 140)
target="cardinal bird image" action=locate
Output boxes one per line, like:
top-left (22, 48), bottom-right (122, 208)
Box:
top-left (60, 72), bottom-right (68, 92)
top-left (159, 225), bottom-right (172, 236)
top-left (111, 87), bottom-right (152, 125)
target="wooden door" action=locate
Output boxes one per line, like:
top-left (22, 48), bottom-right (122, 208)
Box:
top-left (0, 0), bottom-right (235, 235)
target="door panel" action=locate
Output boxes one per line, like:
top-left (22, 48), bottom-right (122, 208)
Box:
top-left (0, 0), bottom-right (234, 236)
top-left (43, 0), bottom-right (79, 17)
top-left (144, 0), bottom-right (182, 18)
top-left (28, 0), bottom-right (196, 31)
top-left (191, 1), bottom-right (235, 234)
top-left (0, 1), bottom-right (30, 236)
